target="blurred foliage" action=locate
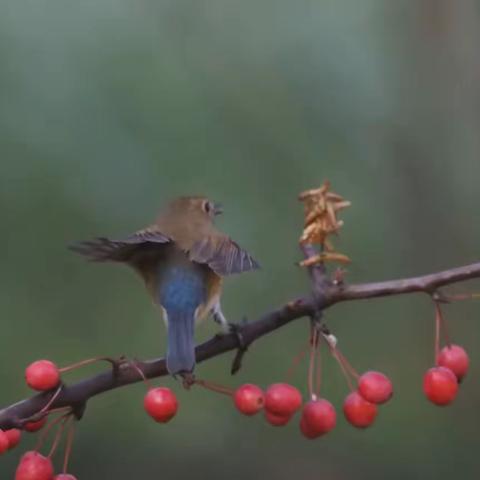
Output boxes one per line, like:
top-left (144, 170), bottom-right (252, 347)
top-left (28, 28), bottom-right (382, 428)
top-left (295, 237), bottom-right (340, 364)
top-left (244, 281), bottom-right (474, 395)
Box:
top-left (1, 0), bottom-right (480, 478)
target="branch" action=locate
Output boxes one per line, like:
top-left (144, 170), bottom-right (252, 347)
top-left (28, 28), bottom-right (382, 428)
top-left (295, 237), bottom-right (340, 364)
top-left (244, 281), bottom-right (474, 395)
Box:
top-left (327, 261), bottom-right (480, 304)
top-left (1, 260), bottom-right (479, 430)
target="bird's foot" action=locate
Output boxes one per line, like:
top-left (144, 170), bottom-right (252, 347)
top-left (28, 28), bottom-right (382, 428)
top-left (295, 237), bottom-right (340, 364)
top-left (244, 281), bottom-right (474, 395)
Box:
top-left (227, 321), bottom-right (247, 350)
top-left (214, 318), bottom-right (248, 344)
top-left (212, 316), bottom-right (250, 374)
top-left (229, 318), bottom-right (250, 375)
top-left (180, 371), bottom-right (196, 390)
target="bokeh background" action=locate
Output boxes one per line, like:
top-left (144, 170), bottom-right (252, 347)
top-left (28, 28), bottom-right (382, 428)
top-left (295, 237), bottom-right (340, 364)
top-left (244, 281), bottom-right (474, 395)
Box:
top-left (1, 0), bottom-right (480, 478)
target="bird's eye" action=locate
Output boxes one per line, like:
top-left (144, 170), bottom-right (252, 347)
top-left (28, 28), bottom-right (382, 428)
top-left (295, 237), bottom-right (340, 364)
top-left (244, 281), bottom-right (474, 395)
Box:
top-left (203, 201), bottom-right (212, 214)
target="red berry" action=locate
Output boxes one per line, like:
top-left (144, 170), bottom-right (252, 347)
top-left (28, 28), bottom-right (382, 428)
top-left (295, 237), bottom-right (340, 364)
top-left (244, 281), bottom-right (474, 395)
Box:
top-left (54, 475), bottom-right (77, 479)
top-left (233, 384), bottom-right (265, 416)
top-left (25, 360), bottom-right (60, 391)
top-left (343, 391), bottom-right (378, 428)
top-left (5, 429), bottom-right (22, 449)
top-left (437, 345), bottom-right (469, 381)
top-left (144, 387), bottom-right (178, 423)
top-left (20, 451), bottom-right (37, 461)
top-left (264, 410), bottom-right (291, 426)
top-left (423, 366), bottom-right (458, 406)
top-left (24, 418), bottom-right (47, 433)
top-left (300, 399), bottom-right (336, 439)
top-left (15, 451), bottom-right (54, 480)
top-left (265, 383), bottom-right (302, 416)
top-left (358, 371), bottom-right (393, 404)
top-left (0, 430), bottom-right (9, 454)
top-left (299, 416), bottom-right (313, 437)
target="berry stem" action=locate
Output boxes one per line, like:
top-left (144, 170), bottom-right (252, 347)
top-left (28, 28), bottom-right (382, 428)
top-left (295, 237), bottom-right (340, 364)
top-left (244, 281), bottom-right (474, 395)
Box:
top-left (333, 350), bottom-right (356, 392)
top-left (335, 348), bottom-right (360, 380)
top-left (443, 292), bottom-right (480, 301)
top-left (315, 340), bottom-right (322, 397)
top-left (194, 379), bottom-right (235, 396)
top-left (285, 342), bottom-right (310, 382)
top-left (47, 415), bottom-right (69, 458)
top-left (434, 301), bottom-right (441, 360)
top-left (63, 418), bottom-right (76, 474)
top-left (324, 337), bottom-right (358, 391)
top-left (439, 309), bottom-right (452, 348)
top-left (127, 360), bottom-right (152, 390)
top-left (307, 326), bottom-right (319, 398)
top-left (44, 406), bottom-right (73, 416)
top-left (434, 301), bottom-right (451, 359)
top-left (34, 413), bottom-right (66, 451)
top-left (59, 356), bottom-right (119, 374)
top-left (39, 385), bottom-right (64, 415)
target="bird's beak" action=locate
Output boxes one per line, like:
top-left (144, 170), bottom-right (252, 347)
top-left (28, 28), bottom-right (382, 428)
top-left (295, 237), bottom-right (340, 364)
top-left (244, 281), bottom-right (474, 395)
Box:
top-left (213, 202), bottom-right (223, 215)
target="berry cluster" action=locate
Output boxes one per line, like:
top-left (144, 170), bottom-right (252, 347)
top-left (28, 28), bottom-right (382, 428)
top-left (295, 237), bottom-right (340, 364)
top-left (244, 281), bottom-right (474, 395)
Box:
top-left (5, 358), bottom-right (83, 479)
top-left (0, 428), bottom-right (21, 454)
top-left (423, 303), bottom-right (469, 406)
top-left (232, 370), bottom-right (392, 436)
top-left (219, 305), bottom-right (468, 437)
top-left (221, 328), bottom-right (395, 437)
top-left (2, 297), bottom-right (473, 478)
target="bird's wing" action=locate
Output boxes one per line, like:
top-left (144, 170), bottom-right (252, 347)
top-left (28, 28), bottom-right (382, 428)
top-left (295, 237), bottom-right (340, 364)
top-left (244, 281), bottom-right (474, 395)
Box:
top-left (189, 235), bottom-right (260, 276)
top-left (69, 226), bottom-right (170, 262)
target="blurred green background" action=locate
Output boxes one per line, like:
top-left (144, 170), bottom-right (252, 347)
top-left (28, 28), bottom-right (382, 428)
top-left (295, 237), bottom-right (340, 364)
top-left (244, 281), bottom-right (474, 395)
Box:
top-left (1, 0), bottom-right (480, 478)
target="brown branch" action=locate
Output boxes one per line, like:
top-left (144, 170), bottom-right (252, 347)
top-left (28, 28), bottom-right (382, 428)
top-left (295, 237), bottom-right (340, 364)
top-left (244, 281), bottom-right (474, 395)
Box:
top-left (326, 261), bottom-right (480, 304)
top-left (1, 260), bottom-right (480, 430)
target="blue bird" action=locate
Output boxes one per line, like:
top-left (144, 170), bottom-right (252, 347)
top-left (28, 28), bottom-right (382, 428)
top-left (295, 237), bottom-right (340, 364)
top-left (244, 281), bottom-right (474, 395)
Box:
top-left (71, 196), bottom-right (259, 376)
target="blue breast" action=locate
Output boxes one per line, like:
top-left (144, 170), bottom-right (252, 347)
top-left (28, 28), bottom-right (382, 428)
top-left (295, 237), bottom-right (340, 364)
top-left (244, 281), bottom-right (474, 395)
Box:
top-left (158, 265), bottom-right (207, 313)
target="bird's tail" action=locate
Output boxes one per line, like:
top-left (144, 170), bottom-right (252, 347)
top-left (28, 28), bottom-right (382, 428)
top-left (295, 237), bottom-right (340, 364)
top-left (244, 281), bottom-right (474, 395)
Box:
top-left (165, 309), bottom-right (196, 375)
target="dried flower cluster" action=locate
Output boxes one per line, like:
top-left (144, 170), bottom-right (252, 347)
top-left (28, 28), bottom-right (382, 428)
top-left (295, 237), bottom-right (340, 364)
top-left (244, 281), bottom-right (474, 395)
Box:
top-left (298, 181), bottom-right (351, 267)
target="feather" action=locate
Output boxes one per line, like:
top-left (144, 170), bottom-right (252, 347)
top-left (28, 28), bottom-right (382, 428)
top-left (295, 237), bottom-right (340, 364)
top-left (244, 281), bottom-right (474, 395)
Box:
top-left (69, 227), bottom-right (170, 262)
top-left (189, 235), bottom-right (260, 276)
top-left (164, 309), bottom-right (196, 375)
top-left (158, 264), bottom-right (206, 375)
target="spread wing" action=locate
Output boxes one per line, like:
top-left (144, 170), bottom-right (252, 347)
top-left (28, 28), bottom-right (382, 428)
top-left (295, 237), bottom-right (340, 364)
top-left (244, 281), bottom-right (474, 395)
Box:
top-left (69, 227), bottom-right (170, 262)
top-left (189, 235), bottom-right (260, 276)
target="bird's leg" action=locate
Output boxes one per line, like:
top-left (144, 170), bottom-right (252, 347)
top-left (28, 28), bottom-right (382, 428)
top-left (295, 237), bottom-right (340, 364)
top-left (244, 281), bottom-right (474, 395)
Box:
top-left (229, 318), bottom-right (250, 375)
top-left (212, 303), bottom-right (230, 334)
top-left (211, 305), bottom-right (250, 375)
top-left (212, 305), bottom-right (247, 348)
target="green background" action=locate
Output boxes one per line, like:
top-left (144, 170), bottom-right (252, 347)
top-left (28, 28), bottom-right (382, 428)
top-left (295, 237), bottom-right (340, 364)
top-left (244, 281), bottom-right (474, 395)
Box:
top-left (1, 0), bottom-right (479, 478)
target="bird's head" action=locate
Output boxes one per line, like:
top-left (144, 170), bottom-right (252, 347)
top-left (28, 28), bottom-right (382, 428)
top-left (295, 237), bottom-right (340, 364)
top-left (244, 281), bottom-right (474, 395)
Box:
top-left (165, 196), bottom-right (223, 224)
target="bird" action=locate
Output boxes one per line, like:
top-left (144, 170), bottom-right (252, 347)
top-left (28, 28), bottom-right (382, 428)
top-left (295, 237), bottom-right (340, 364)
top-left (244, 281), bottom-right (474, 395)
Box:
top-left (70, 196), bottom-right (259, 377)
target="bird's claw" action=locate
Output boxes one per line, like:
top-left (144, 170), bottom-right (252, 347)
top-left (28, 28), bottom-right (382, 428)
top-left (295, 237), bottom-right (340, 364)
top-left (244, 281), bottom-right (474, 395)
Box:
top-left (180, 372), bottom-right (196, 390)
top-left (212, 317), bottom-right (250, 375)
top-left (228, 319), bottom-right (251, 375)
top-left (228, 322), bottom-right (247, 350)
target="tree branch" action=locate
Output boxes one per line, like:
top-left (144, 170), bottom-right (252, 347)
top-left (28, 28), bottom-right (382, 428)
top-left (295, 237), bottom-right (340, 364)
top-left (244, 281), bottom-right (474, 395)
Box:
top-left (1, 260), bottom-right (479, 430)
top-left (326, 261), bottom-right (480, 304)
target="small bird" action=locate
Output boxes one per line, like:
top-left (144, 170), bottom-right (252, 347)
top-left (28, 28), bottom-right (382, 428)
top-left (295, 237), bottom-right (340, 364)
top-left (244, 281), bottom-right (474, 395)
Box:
top-left (70, 196), bottom-right (259, 377)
